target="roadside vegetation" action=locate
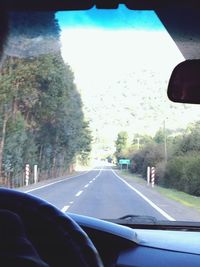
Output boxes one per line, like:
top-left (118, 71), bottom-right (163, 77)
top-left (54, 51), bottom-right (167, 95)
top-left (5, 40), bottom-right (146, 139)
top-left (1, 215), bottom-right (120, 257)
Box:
top-left (115, 121), bottom-right (200, 197)
top-left (0, 13), bottom-right (92, 187)
top-left (119, 169), bottom-right (200, 213)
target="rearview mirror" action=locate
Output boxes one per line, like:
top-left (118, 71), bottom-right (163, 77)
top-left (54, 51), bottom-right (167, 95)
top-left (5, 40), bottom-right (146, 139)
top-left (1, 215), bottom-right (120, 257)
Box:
top-left (167, 60), bottom-right (200, 104)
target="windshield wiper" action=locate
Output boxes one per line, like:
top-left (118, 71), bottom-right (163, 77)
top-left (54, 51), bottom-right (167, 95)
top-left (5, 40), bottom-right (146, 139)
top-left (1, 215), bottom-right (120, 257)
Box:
top-left (105, 215), bottom-right (200, 230)
top-left (105, 214), bottom-right (159, 225)
top-left (118, 214), bottom-right (158, 224)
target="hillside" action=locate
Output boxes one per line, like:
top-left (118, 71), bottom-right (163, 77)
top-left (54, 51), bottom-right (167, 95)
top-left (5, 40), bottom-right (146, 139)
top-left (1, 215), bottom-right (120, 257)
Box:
top-left (78, 67), bottom-right (200, 149)
top-left (59, 28), bottom-right (197, 150)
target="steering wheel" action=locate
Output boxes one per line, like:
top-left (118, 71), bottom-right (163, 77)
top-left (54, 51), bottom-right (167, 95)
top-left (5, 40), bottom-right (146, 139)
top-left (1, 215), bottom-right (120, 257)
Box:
top-left (0, 188), bottom-right (104, 267)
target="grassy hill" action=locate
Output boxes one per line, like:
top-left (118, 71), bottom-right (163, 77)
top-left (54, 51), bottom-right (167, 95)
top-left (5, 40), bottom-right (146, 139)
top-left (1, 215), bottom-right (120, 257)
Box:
top-left (79, 68), bottom-right (200, 148)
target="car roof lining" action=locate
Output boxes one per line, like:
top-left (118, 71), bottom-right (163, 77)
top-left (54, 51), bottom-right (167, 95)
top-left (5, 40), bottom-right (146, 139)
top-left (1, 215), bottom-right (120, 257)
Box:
top-left (1, 1), bottom-right (200, 59)
top-left (156, 9), bottom-right (200, 60)
top-left (1, 0), bottom-right (200, 10)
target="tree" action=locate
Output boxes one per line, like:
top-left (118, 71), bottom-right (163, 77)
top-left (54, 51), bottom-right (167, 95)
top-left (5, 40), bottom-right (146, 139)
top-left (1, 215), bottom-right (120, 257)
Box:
top-left (115, 131), bottom-right (128, 161)
top-left (154, 128), bottom-right (165, 144)
top-left (132, 133), bottom-right (153, 149)
top-left (0, 12), bottom-right (92, 186)
top-left (130, 143), bottom-right (165, 176)
top-left (0, 53), bottom-right (93, 183)
top-left (176, 121), bottom-right (200, 154)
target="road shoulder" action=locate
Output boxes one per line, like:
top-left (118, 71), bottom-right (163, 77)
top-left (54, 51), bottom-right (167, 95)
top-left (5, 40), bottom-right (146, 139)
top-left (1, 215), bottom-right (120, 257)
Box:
top-left (115, 169), bottom-right (200, 221)
top-left (16, 170), bottom-right (89, 193)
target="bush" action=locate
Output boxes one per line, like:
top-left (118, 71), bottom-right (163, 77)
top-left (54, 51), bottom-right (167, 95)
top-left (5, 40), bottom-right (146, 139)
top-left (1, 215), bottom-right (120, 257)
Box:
top-left (183, 154), bottom-right (200, 195)
top-left (128, 122), bottom-right (200, 196)
top-left (155, 161), bottom-right (166, 185)
top-left (163, 153), bottom-right (200, 196)
top-left (130, 143), bottom-right (165, 178)
top-left (163, 157), bottom-right (186, 190)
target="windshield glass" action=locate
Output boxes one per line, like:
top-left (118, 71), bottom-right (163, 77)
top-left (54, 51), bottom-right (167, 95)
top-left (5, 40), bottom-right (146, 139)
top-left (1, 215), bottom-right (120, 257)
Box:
top-left (1, 5), bottom-right (200, 222)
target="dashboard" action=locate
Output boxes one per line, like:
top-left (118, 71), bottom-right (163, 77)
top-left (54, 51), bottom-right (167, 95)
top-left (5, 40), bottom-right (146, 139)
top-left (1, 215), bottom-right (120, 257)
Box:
top-left (69, 213), bottom-right (200, 267)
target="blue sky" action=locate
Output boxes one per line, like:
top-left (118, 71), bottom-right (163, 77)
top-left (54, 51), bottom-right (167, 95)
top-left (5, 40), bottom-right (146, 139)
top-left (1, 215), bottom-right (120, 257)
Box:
top-left (56, 5), bottom-right (164, 30)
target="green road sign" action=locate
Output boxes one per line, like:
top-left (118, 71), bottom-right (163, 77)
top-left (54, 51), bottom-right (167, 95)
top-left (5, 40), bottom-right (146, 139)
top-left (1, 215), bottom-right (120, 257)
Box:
top-left (119, 159), bottom-right (130, 165)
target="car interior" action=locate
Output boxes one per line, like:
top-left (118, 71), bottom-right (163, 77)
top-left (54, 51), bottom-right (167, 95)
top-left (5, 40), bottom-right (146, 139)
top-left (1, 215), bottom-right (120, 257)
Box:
top-left (1, 1), bottom-right (200, 267)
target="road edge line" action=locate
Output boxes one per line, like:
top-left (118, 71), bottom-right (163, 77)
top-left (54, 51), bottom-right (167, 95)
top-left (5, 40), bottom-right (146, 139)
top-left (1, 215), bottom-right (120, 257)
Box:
top-left (25, 170), bottom-right (92, 193)
top-left (112, 169), bottom-right (176, 221)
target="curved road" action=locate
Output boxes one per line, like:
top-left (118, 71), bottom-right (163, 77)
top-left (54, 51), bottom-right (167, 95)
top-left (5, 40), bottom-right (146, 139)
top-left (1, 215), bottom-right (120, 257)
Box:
top-left (25, 166), bottom-right (173, 220)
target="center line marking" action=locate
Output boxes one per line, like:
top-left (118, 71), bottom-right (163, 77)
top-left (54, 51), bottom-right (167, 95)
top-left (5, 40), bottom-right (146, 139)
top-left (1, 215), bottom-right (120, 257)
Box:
top-left (89, 181), bottom-right (92, 184)
top-left (84, 184), bottom-right (89, 188)
top-left (61, 205), bottom-right (70, 212)
top-left (76, 190), bottom-right (83, 197)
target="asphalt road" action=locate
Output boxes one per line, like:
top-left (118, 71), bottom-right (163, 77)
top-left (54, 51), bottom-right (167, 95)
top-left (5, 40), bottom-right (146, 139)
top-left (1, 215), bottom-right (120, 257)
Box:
top-left (26, 166), bottom-right (173, 220)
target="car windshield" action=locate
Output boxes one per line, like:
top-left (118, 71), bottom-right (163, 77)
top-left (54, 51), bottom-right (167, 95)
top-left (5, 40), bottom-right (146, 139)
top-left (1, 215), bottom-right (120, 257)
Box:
top-left (1, 5), bottom-right (200, 223)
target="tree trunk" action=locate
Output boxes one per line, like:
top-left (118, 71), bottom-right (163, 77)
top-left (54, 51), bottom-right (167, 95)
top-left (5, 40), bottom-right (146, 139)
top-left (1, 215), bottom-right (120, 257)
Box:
top-left (52, 155), bottom-right (56, 178)
top-left (39, 145), bottom-right (43, 162)
top-left (0, 111), bottom-right (8, 177)
top-left (52, 134), bottom-right (58, 178)
top-left (12, 96), bottom-right (18, 121)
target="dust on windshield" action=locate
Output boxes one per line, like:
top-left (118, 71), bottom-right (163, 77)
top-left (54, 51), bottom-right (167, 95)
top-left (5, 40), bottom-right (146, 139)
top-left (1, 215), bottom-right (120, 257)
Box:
top-left (1, 6), bottom-right (200, 221)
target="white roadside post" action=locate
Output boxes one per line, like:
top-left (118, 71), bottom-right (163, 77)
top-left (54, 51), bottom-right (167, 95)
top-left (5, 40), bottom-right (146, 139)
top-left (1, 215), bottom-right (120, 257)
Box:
top-left (151, 167), bottom-right (155, 188)
top-left (34, 164), bottom-right (38, 184)
top-left (25, 164), bottom-right (30, 186)
top-left (147, 166), bottom-right (151, 186)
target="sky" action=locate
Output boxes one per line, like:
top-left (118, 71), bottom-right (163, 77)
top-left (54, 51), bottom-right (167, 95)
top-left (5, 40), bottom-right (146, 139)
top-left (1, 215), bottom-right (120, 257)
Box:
top-left (55, 6), bottom-right (188, 146)
top-left (56, 5), bottom-right (184, 84)
top-left (56, 5), bottom-right (163, 30)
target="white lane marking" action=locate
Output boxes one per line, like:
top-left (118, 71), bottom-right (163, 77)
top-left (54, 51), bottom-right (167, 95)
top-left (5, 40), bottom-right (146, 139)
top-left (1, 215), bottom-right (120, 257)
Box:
top-left (93, 168), bottom-right (113, 171)
top-left (95, 167), bottom-right (103, 178)
top-left (61, 205), bottom-right (70, 212)
top-left (24, 170), bottom-right (92, 193)
top-left (112, 169), bottom-right (176, 221)
top-left (76, 190), bottom-right (83, 197)
top-left (64, 168), bottom-right (103, 209)
top-left (74, 168), bottom-right (103, 197)
top-left (87, 167), bottom-right (102, 183)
